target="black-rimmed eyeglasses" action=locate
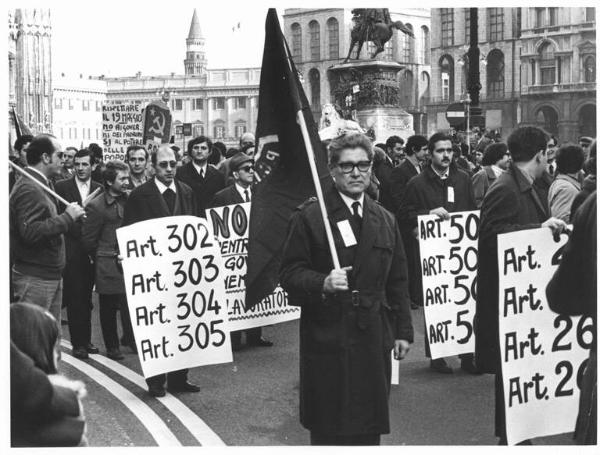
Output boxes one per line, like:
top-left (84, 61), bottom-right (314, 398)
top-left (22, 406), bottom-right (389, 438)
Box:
top-left (336, 161), bottom-right (372, 174)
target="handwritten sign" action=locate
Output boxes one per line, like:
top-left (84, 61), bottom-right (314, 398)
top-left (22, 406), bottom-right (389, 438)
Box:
top-left (418, 211), bottom-right (479, 358)
top-left (117, 216), bottom-right (232, 378)
top-left (207, 202), bottom-right (300, 331)
top-left (498, 228), bottom-right (591, 444)
top-left (102, 101), bottom-right (144, 161)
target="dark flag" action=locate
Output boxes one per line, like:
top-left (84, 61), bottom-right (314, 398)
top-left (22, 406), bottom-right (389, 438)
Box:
top-left (245, 8), bottom-right (330, 309)
top-left (10, 106), bottom-right (32, 138)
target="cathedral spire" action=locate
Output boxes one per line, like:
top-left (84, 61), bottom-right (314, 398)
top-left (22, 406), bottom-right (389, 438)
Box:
top-left (187, 8), bottom-right (203, 39)
top-left (184, 9), bottom-right (206, 76)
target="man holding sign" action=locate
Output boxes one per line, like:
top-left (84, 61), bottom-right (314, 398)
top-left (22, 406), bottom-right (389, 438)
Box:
top-left (122, 144), bottom-right (200, 397)
top-left (399, 132), bottom-right (478, 374)
top-left (475, 126), bottom-right (567, 444)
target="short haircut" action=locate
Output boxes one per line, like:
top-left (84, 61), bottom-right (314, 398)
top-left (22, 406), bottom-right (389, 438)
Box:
top-left (102, 160), bottom-right (129, 187)
top-left (327, 133), bottom-right (373, 165)
top-left (73, 148), bottom-right (94, 162)
top-left (507, 127), bottom-right (548, 163)
top-left (385, 135), bottom-right (404, 150)
top-left (226, 147), bottom-right (239, 159)
top-left (126, 145), bottom-right (148, 161)
top-left (88, 143), bottom-right (103, 161)
top-left (375, 142), bottom-right (386, 151)
top-left (556, 144), bottom-right (585, 174)
top-left (213, 141), bottom-right (227, 157)
top-left (404, 135), bottom-right (428, 156)
top-left (64, 146), bottom-right (78, 154)
top-left (14, 135), bottom-right (34, 152)
top-left (428, 133), bottom-right (452, 152)
top-left (482, 142), bottom-right (508, 166)
top-left (25, 134), bottom-right (57, 166)
top-left (151, 144), bottom-right (175, 166)
top-left (187, 135), bottom-right (212, 156)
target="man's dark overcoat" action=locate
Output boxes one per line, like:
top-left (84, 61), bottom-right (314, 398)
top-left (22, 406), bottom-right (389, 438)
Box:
top-left (210, 184), bottom-right (244, 208)
top-left (175, 162), bottom-right (225, 216)
top-left (280, 185), bottom-right (413, 436)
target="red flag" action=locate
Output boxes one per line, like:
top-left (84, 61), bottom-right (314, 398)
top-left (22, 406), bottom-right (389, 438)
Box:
top-left (245, 9), bottom-right (330, 309)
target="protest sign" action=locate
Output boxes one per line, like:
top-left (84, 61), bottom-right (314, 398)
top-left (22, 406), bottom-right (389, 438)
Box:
top-left (498, 227), bottom-right (592, 445)
top-left (142, 101), bottom-right (172, 154)
top-left (418, 210), bottom-right (479, 358)
top-left (117, 216), bottom-right (232, 378)
top-left (102, 100), bottom-right (144, 161)
top-left (207, 202), bottom-right (300, 331)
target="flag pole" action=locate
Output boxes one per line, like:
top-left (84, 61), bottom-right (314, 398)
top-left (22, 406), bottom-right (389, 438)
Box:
top-left (296, 112), bottom-right (341, 269)
top-left (9, 161), bottom-right (70, 206)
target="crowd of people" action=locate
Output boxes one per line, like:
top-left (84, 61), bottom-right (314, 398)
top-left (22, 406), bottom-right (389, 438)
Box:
top-left (8, 123), bottom-right (596, 446)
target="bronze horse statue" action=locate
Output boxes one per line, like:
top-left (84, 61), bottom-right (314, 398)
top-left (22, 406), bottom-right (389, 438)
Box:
top-left (344, 20), bottom-right (414, 63)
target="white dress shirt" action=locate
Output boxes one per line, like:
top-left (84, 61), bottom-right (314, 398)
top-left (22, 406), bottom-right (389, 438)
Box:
top-left (154, 178), bottom-right (177, 194)
top-left (338, 191), bottom-right (364, 217)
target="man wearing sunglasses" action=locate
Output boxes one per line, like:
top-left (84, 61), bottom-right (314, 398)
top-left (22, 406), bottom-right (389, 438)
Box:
top-left (280, 133), bottom-right (413, 445)
top-left (176, 135), bottom-right (225, 216)
top-left (122, 144), bottom-right (200, 398)
top-left (210, 152), bottom-right (273, 351)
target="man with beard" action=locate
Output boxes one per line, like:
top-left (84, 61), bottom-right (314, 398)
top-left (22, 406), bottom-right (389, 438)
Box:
top-left (123, 145), bottom-right (200, 397)
top-left (399, 132), bottom-right (478, 374)
top-left (55, 149), bottom-right (103, 359)
top-left (176, 135), bottom-right (225, 216)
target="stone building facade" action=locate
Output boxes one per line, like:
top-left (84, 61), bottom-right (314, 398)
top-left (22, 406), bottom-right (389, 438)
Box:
top-left (427, 7), bottom-right (596, 142)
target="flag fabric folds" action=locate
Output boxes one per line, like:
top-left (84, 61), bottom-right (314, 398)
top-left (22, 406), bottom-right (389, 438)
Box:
top-left (245, 8), bottom-right (330, 309)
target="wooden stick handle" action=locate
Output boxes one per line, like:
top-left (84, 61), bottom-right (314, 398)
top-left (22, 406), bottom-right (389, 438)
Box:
top-left (9, 161), bottom-right (71, 206)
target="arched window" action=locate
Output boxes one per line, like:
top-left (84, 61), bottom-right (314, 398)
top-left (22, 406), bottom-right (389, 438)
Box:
top-left (402, 24), bottom-right (414, 62)
top-left (291, 23), bottom-right (302, 60)
top-left (309, 68), bottom-right (320, 110)
top-left (584, 55), bottom-right (596, 82)
top-left (327, 18), bottom-right (339, 60)
top-left (440, 55), bottom-right (454, 101)
top-left (539, 42), bottom-right (556, 85)
top-left (400, 70), bottom-right (414, 107)
top-left (487, 49), bottom-right (505, 98)
top-left (309, 21), bottom-right (320, 61)
top-left (420, 26), bottom-right (430, 64)
top-left (535, 106), bottom-right (558, 136)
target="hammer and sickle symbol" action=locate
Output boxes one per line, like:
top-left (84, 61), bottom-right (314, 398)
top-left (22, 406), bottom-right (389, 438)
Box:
top-left (148, 112), bottom-right (165, 136)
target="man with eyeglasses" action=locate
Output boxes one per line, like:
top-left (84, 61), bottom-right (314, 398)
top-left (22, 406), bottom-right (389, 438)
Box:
top-left (280, 133), bottom-right (413, 446)
top-left (210, 152), bottom-right (274, 351)
top-left (176, 135), bottom-right (225, 216)
top-left (399, 132), bottom-right (479, 375)
top-left (126, 145), bottom-right (151, 188)
top-left (122, 144), bottom-right (200, 398)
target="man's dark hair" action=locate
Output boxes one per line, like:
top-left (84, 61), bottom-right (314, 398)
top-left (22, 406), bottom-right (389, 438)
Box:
top-left (241, 143), bottom-right (254, 155)
top-left (584, 140), bottom-right (597, 175)
top-left (126, 145), bottom-right (148, 161)
top-left (428, 133), bottom-right (452, 152)
top-left (556, 144), bottom-right (585, 175)
top-left (213, 141), bottom-right (227, 158)
top-left (187, 136), bottom-right (213, 156)
top-left (482, 142), bottom-right (508, 166)
top-left (404, 135), bottom-right (428, 156)
top-left (375, 142), bottom-right (386, 151)
top-left (25, 135), bottom-right (57, 166)
top-left (74, 148), bottom-right (94, 162)
top-left (328, 133), bottom-right (373, 165)
top-left (14, 135), bottom-right (34, 152)
top-left (385, 135), bottom-right (404, 151)
top-left (507, 126), bottom-right (548, 163)
top-left (102, 160), bottom-right (129, 187)
top-left (226, 147), bottom-right (239, 159)
top-left (88, 143), bottom-right (103, 162)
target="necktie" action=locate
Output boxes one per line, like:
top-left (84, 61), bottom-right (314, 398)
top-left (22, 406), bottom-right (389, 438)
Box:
top-left (163, 188), bottom-right (176, 215)
top-left (200, 168), bottom-right (204, 179)
top-left (351, 201), bottom-right (362, 238)
top-left (244, 189), bottom-right (250, 202)
top-left (549, 163), bottom-right (554, 176)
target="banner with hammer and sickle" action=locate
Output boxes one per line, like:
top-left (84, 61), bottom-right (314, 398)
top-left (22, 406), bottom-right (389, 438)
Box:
top-left (142, 101), bottom-right (172, 155)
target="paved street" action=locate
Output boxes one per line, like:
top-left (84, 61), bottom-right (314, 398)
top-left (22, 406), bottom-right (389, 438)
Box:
top-left (59, 298), bottom-right (574, 446)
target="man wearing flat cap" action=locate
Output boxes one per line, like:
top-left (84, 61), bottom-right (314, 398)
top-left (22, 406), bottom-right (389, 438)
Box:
top-left (579, 136), bottom-right (594, 161)
top-left (210, 152), bottom-right (273, 350)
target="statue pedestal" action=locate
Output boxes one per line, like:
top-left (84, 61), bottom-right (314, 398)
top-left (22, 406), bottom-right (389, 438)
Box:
top-left (328, 60), bottom-right (414, 142)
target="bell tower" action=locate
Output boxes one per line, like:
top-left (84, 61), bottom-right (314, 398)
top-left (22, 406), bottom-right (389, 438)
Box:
top-left (184, 9), bottom-right (207, 76)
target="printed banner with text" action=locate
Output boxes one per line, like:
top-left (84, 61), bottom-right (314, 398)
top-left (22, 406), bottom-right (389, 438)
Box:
top-left (498, 228), bottom-right (592, 445)
top-left (207, 203), bottom-right (300, 331)
top-left (102, 100), bottom-right (144, 161)
top-left (418, 210), bottom-right (479, 358)
top-left (117, 216), bottom-right (232, 378)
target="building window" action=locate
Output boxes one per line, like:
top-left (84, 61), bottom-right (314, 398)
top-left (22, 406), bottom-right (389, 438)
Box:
top-left (194, 98), bottom-right (204, 110)
top-left (213, 97), bottom-right (225, 110)
top-left (309, 20), bottom-right (320, 61)
top-left (327, 18), bottom-right (339, 59)
top-left (535, 8), bottom-right (545, 27)
top-left (73, 128), bottom-right (77, 139)
top-left (584, 55), bottom-right (596, 82)
top-left (172, 99), bottom-right (183, 110)
top-left (234, 124), bottom-right (247, 138)
top-left (234, 97), bottom-right (246, 109)
top-left (440, 54), bottom-right (454, 101)
top-left (548, 8), bottom-right (558, 26)
top-left (464, 8), bottom-right (470, 44)
top-left (82, 100), bottom-right (90, 111)
top-left (441, 9), bottom-right (454, 47)
top-left (193, 124), bottom-right (204, 137)
top-left (401, 24), bottom-right (413, 62)
top-left (68, 99), bottom-right (74, 110)
top-left (488, 8), bottom-right (504, 41)
top-left (309, 68), bottom-right (320, 109)
top-left (291, 23), bottom-right (302, 60)
top-left (487, 50), bottom-right (505, 98)
top-left (96, 101), bottom-right (102, 111)
top-left (214, 124), bottom-right (225, 139)
top-left (400, 70), bottom-right (414, 107)
top-left (87, 128), bottom-right (91, 139)
top-left (96, 129), bottom-right (100, 140)
top-left (539, 42), bottom-right (556, 85)
top-left (420, 26), bottom-right (430, 64)
top-left (54, 98), bottom-right (62, 109)
top-left (585, 8), bottom-right (595, 22)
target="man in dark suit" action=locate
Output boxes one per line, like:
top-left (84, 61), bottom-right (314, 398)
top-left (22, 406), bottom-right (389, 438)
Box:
top-left (210, 152), bottom-right (273, 351)
top-left (475, 126), bottom-right (567, 445)
top-left (280, 133), bottom-right (413, 445)
top-left (389, 135), bottom-right (428, 309)
top-left (55, 149), bottom-right (103, 359)
top-left (176, 135), bottom-right (225, 216)
top-left (122, 144), bottom-right (200, 397)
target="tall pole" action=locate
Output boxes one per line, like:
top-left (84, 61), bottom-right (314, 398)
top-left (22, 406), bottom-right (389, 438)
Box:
top-left (467, 8), bottom-right (481, 107)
